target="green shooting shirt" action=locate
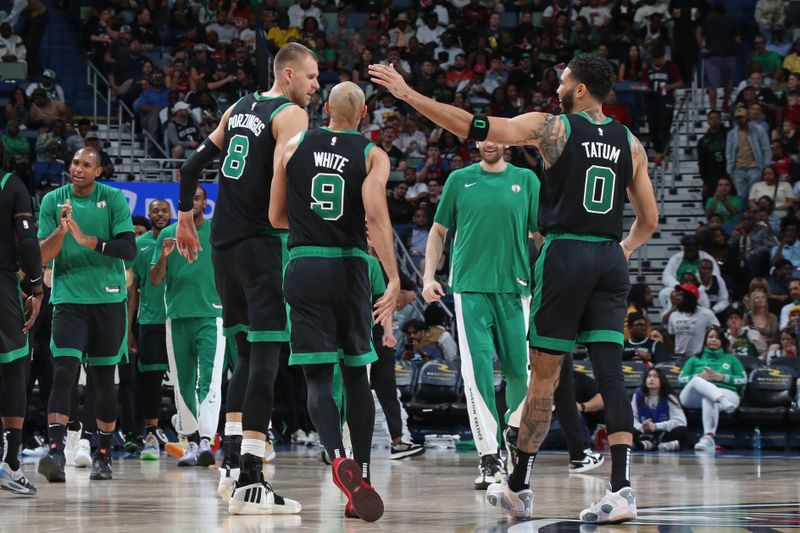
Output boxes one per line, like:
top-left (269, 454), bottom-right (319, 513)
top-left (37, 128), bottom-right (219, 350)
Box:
top-left (131, 230), bottom-right (167, 325)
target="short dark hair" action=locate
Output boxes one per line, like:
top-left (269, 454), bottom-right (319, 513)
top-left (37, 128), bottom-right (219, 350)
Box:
top-left (707, 109), bottom-right (722, 118)
top-left (775, 258), bottom-right (793, 270)
top-left (725, 306), bottom-right (744, 320)
top-left (196, 184), bottom-right (207, 200)
top-left (132, 215), bottom-right (151, 230)
top-left (627, 310), bottom-right (646, 326)
top-left (402, 319), bottom-right (426, 333)
top-left (566, 54), bottom-right (616, 102)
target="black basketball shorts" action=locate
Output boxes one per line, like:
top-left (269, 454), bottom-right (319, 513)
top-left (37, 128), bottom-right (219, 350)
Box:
top-left (51, 301), bottom-right (128, 366)
top-left (0, 271), bottom-right (27, 364)
top-left (137, 323), bottom-right (168, 372)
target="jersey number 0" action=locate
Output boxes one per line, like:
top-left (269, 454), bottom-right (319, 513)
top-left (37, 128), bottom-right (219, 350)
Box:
top-left (582, 165), bottom-right (616, 215)
top-left (311, 173), bottom-right (345, 221)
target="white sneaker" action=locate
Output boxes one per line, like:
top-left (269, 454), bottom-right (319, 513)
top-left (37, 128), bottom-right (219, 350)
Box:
top-left (485, 480), bottom-right (533, 519)
top-left (64, 427), bottom-right (81, 467)
top-left (0, 462), bottom-right (37, 495)
top-left (264, 440), bottom-right (276, 463)
top-left (228, 479), bottom-right (302, 515)
top-left (73, 439), bottom-right (93, 468)
top-left (218, 465), bottom-right (239, 501)
top-left (694, 435), bottom-right (715, 452)
top-left (304, 431), bottom-right (320, 447)
top-left (569, 449), bottom-right (605, 473)
top-left (178, 442), bottom-right (199, 467)
top-left (580, 485), bottom-right (637, 524)
top-left (290, 430), bottom-right (308, 445)
top-left (474, 453), bottom-right (505, 489)
top-left (718, 397), bottom-right (736, 414)
top-left (657, 440), bottom-right (680, 452)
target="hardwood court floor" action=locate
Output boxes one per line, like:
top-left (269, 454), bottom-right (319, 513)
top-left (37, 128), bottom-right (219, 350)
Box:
top-left (2, 448), bottom-right (799, 532)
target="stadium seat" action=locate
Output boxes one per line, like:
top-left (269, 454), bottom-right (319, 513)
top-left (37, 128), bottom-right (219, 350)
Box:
top-left (622, 361), bottom-right (648, 395)
top-left (406, 360), bottom-right (462, 422)
top-left (737, 366), bottom-right (796, 423)
top-left (737, 355), bottom-right (764, 375)
top-left (572, 357), bottom-right (594, 379)
top-left (395, 360), bottom-right (418, 403)
top-left (655, 360), bottom-right (684, 392)
top-left (768, 357), bottom-right (800, 374)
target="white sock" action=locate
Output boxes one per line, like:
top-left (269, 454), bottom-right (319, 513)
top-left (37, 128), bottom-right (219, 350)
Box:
top-left (241, 438), bottom-right (265, 458)
top-left (224, 421), bottom-right (243, 437)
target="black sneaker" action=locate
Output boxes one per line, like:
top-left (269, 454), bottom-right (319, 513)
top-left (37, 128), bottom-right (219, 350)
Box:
top-left (503, 426), bottom-right (519, 471)
top-left (89, 452), bottom-right (113, 480)
top-left (38, 449), bottom-right (66, 482)
top-left (390, 441), bottom-right (425, 460)
top-left (474, 453), bottom-right (505, 490)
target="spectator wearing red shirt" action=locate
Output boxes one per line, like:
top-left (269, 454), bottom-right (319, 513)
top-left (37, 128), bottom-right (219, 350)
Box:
top-left (446, 54), bottom-right (472, 88)
top-left (602, 89), bottom-right (632, 126)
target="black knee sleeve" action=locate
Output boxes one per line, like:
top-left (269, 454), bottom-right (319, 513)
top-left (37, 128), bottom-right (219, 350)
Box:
top-left (89, 366), bottom-right (118, 424)
top-left (588, 343), bottom-right (634, 435)
top-left (117, 359), bottom-right (136, 432)
top-left (553, 353), bottom-right (586, 459)
top-left (242, 342), bottom-right (279, 434)
top-left (302, 363), bottom-right (343, 457)
top-left (48, 357), bottom-right (81, 416)
top-left (0, 357), bottom-right (29, 418)
top-left (226, 332), bottom-right (250, 414)
top-left (141, 370), bottom-right (164, 421)
top-left (341, 364), bottom-right (374, 465)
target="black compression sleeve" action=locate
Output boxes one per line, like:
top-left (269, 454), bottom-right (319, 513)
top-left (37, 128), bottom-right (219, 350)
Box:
top-left (15, 215), bottom-right (43, 290)
top-left (94, 232), bottom-right (136, 261)
top-left (179, 138), bottom-right (221, 212)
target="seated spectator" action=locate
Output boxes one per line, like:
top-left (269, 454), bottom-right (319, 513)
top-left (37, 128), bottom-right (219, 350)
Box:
top-left (750, 33), bottom-right (782, 79)
top-left (771, 223), bottom-right (800, 269)
top-left (445, 154), bottom-right (466, 179)
top-left (0, 21), bottom-right (25, 64)
top-left (698, 258), bottom-right (730, 315)
top-left (423, 179), bottom-right (442, 222)
top-left (697, 110), bottom-right (728, 202)
top-left (625, 282), bottom-right (653, 340)
top-left (267, 14), bottom-right (301, 52)
top-left (749, 165), bottom-right (794, 214)
top-left (446, 54), bottom-right (472, 89)
top-left (416, 11), bottom-right (444, 47)
top-left (393, 290), bottom-right (422, 347)
top-left (327, 12), bottom-right (354, 50)
top-left (165, 58), bottom-right (190, 97)
top-left (417, 145), bottom-right (448, 184)
top-left (678, 326), bottom-right (746, 451)
top-left (34, 119), bottom-right (67, 185)
top-left (166, 101), bottom-right (200, 159)
top-left (436, 131), bottom-right (469, 164)
top-left (602, 89), bottom-right (631, 126)
top-left (649, 326), bottom-right (674, 355)
top-left (456, 65), bottom-right (498, 109)
top-left (388, 181), bottom-right (414, 228)
top-left (779, 278), bottom-right (800, 329)
top-left (705, 176), bottom-right (741, 227)
top-left (206, 10), bottom-right (237, 46)
top-left (745, 286), bottom-right (779, 341)
top-left (659, 234), bottom-right (721, 309)
top-left (28, 89), bottom-right (71, 129)
top-left (108, 38), bottom-right (146, 101)
top-left (768, 258), bottom-right (794, 310)
top-left (82, 7), bottom-right (117, 66)
top-left (405, 168), bottom-right (429, 205)
top-left (406, 208), bottom-right (430, 270)
top-left (131, 7), bottom-right (157, 50)
top-left (379, 46), bottom-right (411, 82)
top-left (631, 368), bottom-right (687, 452)
top-left (623, 311), bottom-right (670, 365)
top-left (395, 117), bottom-right (427, 159)
top-left (4, 87), bottom-right (28, 126)
top-left (771, 138), bottom-right (798, 182)
top-left (378, 125), bottom-right (407, 171)
top-left (667, 283), bottom-right (720, 356)
top-left (189, 44), bottom-right (217, 92)
top-left (133, 72), bottom-right (170, 146)
top-left (398, 319), bottom-right (442, 362)
top-left (168, 0), bottom-right (196, 44)
top-left (103, 24), bottom-right (132, 68)
top-left (30, 70), bottom-right (63, 100)
top-left (729, 210), bottom-right (773, 290)
top-left (725, 307), bottom-right (766, 358)
top-left (766, 326), bottom-right (798, 364)
top-left (3, 120), bottom-right (29, 162)
top-left (288, 0), bottom-right (322, 31)
top-left (65, 118), bottom-right (92, 156)
top-left (84, 131), bottom-right (114, 179)
top-left (423, 305), bottom-right (458, 362)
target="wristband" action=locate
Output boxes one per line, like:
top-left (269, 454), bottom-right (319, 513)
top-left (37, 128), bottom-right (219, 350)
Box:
top-left (468, 113), bottom-right (489, 141)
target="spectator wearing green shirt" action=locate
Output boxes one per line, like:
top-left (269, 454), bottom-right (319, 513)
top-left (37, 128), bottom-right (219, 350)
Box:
top-left (36, 147), bottom-right (136, 483)
top-left (126, 199), bottom-right (171, 461)
top-left (704, 176), bottom-right (741, 226)
top-left (149, 185), bottom-right (224, 468)
top-left (750, 35), bottom-right (783, 77)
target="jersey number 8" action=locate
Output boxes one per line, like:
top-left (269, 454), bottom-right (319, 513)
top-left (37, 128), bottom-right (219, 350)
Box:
top-left (311, 173), bottom-right (345, 221)
top-left (221, 134), bottom-right (249, 180)
top-left (582, 165), bottom-right (616, 215)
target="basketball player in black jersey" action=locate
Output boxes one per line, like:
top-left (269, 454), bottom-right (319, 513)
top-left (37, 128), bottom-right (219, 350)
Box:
top-left (176, 42), bottom-right (318, 515)
top-left (0, 141), bottom-right (43, 496)
top-left (269, 82), bottom-right (400, 522)
top-left (371, 54), bottom-right (659, 523)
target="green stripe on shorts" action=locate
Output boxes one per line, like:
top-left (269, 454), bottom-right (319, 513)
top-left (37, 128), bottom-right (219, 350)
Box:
top-left (0, 341), bottom-right (29, 364)
top-left (288, 246), bottom-right (370, 260)
top-left (289, 351), bottom-right (340, 365)
top-left (577, 329), bottom-right (624, 346)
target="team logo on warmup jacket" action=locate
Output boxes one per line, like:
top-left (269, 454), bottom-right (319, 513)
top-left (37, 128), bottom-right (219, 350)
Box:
top-left (511, 184), bottom-right (521, 193)
top-left (97, 200), bottom-right (107, 208)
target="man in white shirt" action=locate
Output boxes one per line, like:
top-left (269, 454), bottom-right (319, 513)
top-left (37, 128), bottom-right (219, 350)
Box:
top-left (205, 10), bottom-right (238, 45)
top-left (433, 31), bottom-right (465, 69)
top-left (416, 12), bottom-right (445, 46)
top-left (0, 21), bottom-right (25, 63)
top-left (288, 0), bottom-right (322, 30)
top-left (456, 65), bottom-right (498, 109)
top-left (778, 278), bottom-right (800, 329)
top-left (659, 235), bottom-right (721, 309)
top-left (380, 46), bottom-right (412, 81)
top-left (25, 68), bottom-right (64, 102)
top-left (578, 0), bottom-right (612, 30)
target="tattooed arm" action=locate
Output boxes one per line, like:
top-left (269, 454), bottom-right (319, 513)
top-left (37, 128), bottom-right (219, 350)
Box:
top-left (620, 134), bottom-right (659, 259)
top-left (369, 64), bottom-right (568, 167)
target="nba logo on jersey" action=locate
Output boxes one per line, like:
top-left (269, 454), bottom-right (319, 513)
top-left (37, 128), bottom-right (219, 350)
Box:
top-left (598, 128), bottom-right (603, 136)
top-left (511, 184), bottom-right (521, 193)
top-left (331, 137), bottom-right (337, 146)
top-left (251, 102), bottom-right (257, 111)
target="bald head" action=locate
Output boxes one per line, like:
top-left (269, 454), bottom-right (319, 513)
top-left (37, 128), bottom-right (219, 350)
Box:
top-left (326, 82), bottom-right (366, 124)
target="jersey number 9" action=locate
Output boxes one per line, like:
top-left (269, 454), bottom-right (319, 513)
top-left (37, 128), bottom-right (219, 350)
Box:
top-left (311, 173), bottom-right (345, 221)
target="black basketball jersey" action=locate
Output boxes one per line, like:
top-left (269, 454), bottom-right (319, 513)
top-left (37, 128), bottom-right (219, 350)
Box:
top-left (539, 113), bottom-right (633, 241)
top-left (285, 127), bottom-right (375, 250)
top-left (211, 92), bottom-right (295, 248)
top-left (0, 172), bottom-right (30, 272)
